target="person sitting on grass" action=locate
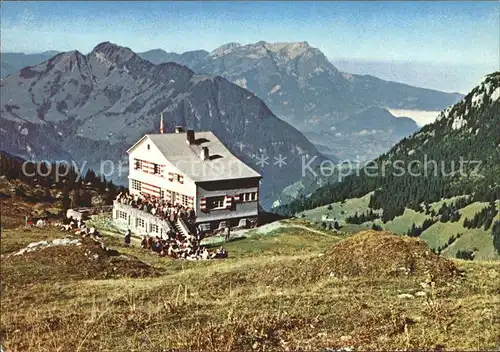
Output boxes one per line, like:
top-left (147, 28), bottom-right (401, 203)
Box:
top-left (152, 237), bottom-right (162, 254)
top-left (146, 236), bottom-right (153, 250)
top-left (124, 229), bottom-right (132, 247)
top-left (92, 229), bottom-right (102, 239)
top-left (201, 248), bottom-right (210, 260)
top-left (140, 236), bottom-right (147, 249)
top-left (214, 247), bottom-right (228, 259)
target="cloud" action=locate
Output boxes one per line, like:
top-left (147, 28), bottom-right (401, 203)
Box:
top-left (388, 109), bottom-right (441, 127)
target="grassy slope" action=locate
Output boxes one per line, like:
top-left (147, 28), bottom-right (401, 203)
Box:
top-left (1, 224), bottom-right (499, 351)
top-left (419, 202), bottom-right (489, 251)
top-left (379, 209), bottom-right (429, 234)
top-left (298, 193), bottom-right (500, 260)
top-left (296, 192), bottom-right (379, 222)
top-left (438, 202), bottom-right (500, 260)
top-left (0, 177), bottom-right (70, 232)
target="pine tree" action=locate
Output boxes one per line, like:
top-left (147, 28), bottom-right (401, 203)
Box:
top-left (484, 216), bottom-right (494, 231)
top-left (492, 221), bottom-right (500, 254)
top-left (44, 188), bottom-right (52, 202)
top-left (61, 188), bottom-right (71, 210)
top-left (70, 190), bottom-right (82, 208)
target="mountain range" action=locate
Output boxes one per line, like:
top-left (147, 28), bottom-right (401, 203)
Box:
top-left (0, 42), bottom-right (329, 209)
top-left (138, 41), bottom-right (464, 160)
top-left (2, 42), bottom-right (464, 161)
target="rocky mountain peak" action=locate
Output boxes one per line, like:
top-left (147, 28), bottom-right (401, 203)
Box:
top-left (90, 41), bottom-right (137, 64)
top-left (435, 71), bottom-right (499, 132)
top-left (208, 41), bottom-right (317, 62)
top-left (48, 50), bottom-right (87, 71)
top-left (145, 48), bottom-right (168, 55)
top-left (263, 41), bottom-right (311, 52)
top-left (210, 42), bottom-right (242, 57)
top-left (247, 41), bottom-right (314, 60)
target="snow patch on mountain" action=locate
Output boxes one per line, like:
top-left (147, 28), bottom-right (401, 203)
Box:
top-left (471, 92), bottom-right (484, 106)
top-left (234, 77), bottom-right (247, 89)
top-left (452, 115), bottom-right (466, 130)
top-left (491, 87), bottom-right (500, 102)
top-left (94, 51), bottom-right (112, 66)
top-left (269, 85), bottom-right (281, 94)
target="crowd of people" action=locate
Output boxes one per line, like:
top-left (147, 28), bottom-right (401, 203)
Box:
top-left (45, 191), bottom-right (229, 261)
top-left (116, 192), bottom-right (230, 259)
top-left (55, 216), bottom-right (102, 240)
top-left (115, 191), bottom-right (196, 224)
top-left (135, 231), bottom-right (227, 260)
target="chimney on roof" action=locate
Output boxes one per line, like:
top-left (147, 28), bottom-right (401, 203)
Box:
top-left (186, 129), bottom-right (195, 145)
top-left (175, 126), bottom-right (184, 134)
top-left (200, 146), bottom-right (209, 161)
top-left (160, 112), bottom-right (165, 134)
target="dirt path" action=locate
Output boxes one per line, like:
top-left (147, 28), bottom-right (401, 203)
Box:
top-left (99, 221), bottom-right (340, 248)
top-left (100, 229), bottom-right (141, 247)
top-left (286, 224), bottom-right (342, 238)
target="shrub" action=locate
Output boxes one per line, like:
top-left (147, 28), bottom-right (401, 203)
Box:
top-left (456, 250), bottom-right (474, 261)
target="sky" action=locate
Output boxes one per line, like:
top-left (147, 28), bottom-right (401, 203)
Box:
top-left (1, 1), bottom-right (499, 93)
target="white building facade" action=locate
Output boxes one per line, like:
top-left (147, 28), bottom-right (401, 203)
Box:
top-left (113, 127), bottom-right (261, 234)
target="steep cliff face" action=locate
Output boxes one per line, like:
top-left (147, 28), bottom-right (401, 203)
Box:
top-left (0, 42), bottom-right (328, 209)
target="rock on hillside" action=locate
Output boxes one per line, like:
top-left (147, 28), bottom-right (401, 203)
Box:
top-left (0, 42), bottom-right (328, 209)
top-left (2, 236), bottom-right (161, 284)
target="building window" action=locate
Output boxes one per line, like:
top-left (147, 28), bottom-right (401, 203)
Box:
top-left (151, 224), bottom-right (159, 233)
top-left (132, 179), bottom-right (141, 191)
top-left (147, 144), bottom-right (150, 150)
top-left (154, 164), bottom-right (160, 175)
top-left (136, 218), bottom-right (145, 228)
top-left (242, 192), bottom-right (258, 202)
top-left (207, 196), bottom-right (225, 210)
top-left (119, 211), bottom-right (127, 220)
top-left (134, 158), bottom-right (162, 175)
top-left (178, 174), bottom-right (184, 184)
top-left (181, 194), bottom-right (190, 207)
